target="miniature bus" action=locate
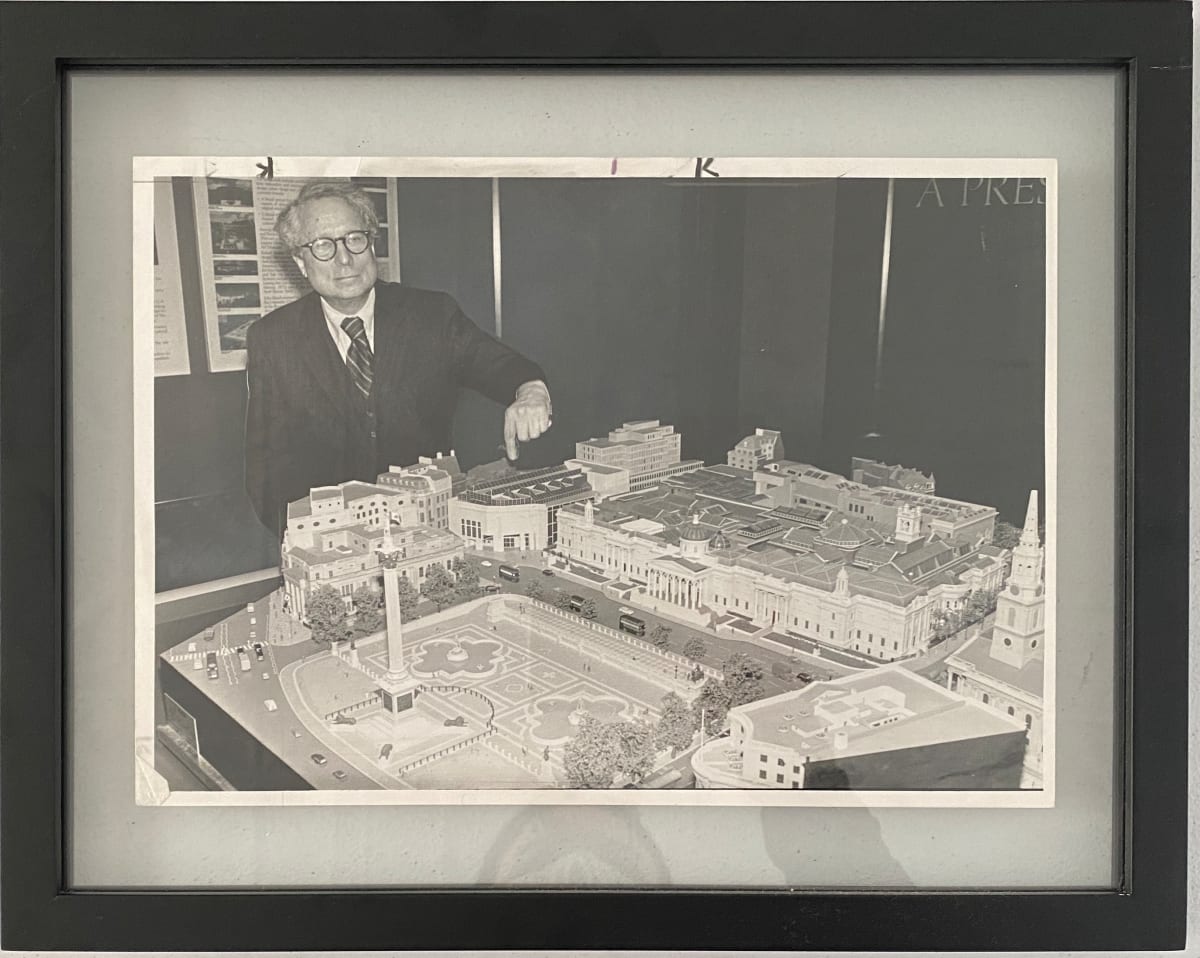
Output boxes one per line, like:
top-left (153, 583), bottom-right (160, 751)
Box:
top-left (618, 614), bottom-right (646, 636)
top-left (498, 565), bottom-right (520, 582)
top-left (568, 595), bottom-right (585, 613)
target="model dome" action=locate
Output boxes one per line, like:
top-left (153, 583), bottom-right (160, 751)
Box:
top-left (708, 530), bottom-right (732, 551)
top-left (679, 514), bottom-right (711, 541)
top-left (814, 513), bottom-right (871, 549)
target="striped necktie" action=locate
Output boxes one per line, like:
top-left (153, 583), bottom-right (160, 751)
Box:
top-left (340, 315), bottom-right (373, 398)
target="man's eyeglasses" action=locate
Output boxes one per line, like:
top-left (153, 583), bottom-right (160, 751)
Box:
top-left (298, 230), bottom-right (373, 262)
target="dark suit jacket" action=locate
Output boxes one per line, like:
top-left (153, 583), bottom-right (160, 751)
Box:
top-left (245, 281), bottom-right (545, 537)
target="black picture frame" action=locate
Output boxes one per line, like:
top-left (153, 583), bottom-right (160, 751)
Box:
top-left (0, 1), bottom-right (1190, 951)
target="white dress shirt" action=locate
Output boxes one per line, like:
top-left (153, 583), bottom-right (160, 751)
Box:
top-left (320, 287), bottom-right (376, 363)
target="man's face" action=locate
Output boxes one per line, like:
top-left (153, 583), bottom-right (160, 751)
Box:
top-left (290, 195), bottom-right (378, 312)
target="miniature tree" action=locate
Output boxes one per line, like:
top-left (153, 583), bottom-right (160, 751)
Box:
top-left (523, 579), bottom-right (544, 602)
top-left (393, 573), bottom-right (419, 619)
top-left (421, 565), bottom-right (457, 612)
top-left (932, 607), bottom-right (963, 643)
top-left (306, 585), bottom-right (350, 645)
top-left (610, 720), bottom-right (656, 785)
top-left (563, 716), bottom-right (623, 788)
top-left (682, 636), bottom-right (708, 663)
top-left (451, 556), bottom-right (480, 586)
top-left (580, 597), bottom-right (598, 619)
top-left (352, 584), bottom-right (384, 634)
top-left (450, 558), bottom-right (484, 604)
top-left (649, 624), bottom-right (672, 650)
top-left (991, 520), bottom-right (1023, 550)
top-left (654, 692), bottom-right (697, 756)
top-left (722, 652), bottom-right (766, 707)
top-left (692, 679), bottom-right (731, 736)
top-left (452, 578), bottom-right (484, 604)
top-left (553, 590), bottom-right (574, 611)
top-left (962, 586), bottom-right (1000, 626)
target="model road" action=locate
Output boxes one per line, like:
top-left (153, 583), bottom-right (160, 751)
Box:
top-left (468, 554), bottom-right (857, 699)
top-left (167, 605), bottom-right (378, 790)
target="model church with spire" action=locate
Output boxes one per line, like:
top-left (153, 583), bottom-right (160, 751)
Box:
top-left (943, 490), bottom-right (1047, 787)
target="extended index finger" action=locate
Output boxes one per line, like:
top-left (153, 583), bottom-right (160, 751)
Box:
top-left (504, 411), bottom-right (519, 460)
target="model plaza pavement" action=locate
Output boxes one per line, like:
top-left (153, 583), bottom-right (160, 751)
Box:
top-left (281, 595), bottom-right (707, 788)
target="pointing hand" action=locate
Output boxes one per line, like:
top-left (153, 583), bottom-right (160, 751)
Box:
top-left (504, 381), bottom-right (553, 460)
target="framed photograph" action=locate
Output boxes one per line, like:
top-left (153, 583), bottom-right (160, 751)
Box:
top-left (0, 2), bottom-right (1190, 952)
top-left (141, 158), bottom-right (1059, 809)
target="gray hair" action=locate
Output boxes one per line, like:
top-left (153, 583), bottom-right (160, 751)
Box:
top-left (275, 180), bottom-right (380, 250)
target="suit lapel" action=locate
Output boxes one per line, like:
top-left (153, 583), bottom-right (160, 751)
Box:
top-left (297, 293), bottom-right (360, 415)
top-left (373, 284), bottom-right (418, 409)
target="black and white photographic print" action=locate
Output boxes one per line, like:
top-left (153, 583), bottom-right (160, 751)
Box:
top-left (135, 157), bottom-right (1055, 807)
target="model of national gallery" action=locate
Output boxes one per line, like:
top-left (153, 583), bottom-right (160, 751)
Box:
top-left (281, 420), bottom-right (1007, 665)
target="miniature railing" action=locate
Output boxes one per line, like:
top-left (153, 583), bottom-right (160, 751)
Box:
top-left (394, 725), bottom-right (496, 776)
top-left (416, 683), bottom-right (498, 725)
top-left (324, 692), bottom-right (382, 722)
top-left (516, 600), bottom-right (722, 683)
top-left (483, 736), bottom-right (545, 778)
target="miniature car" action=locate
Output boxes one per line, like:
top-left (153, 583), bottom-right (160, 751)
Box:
top-left (252, 642), bottom-right (265, 661)
top-left (483, 583), bottom-right (501, 594)
top-left (479, 560), bottom-right (493, 567)
top-left (264, 699), bottom-right (278, 712)
top-left (311, 753), bottom-right (328, 766)
top-left (541, 568), bottom-right (555, 576)
top-left (443, 716), bottom-right (467, 728)
top-left (332, 770), bottom-right (348, 781)
top-left (618, 606), bottom-right (634, 615)
top-left (205, 651), bottom-right (219, 680)
top-left (236, 647), bottom-right (252, 672)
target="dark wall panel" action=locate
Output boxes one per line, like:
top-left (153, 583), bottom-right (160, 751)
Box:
top-left (738, 181), bottom-right (838, 459)
top-left (155, 178), bottom-right (278, 590)
top-left (496, 179), bottom-right (747, 469)
top-left (879, 177), bottom-right (1046, 524)
top-left (821, 179), bottom-right (889, 472)
top-left (393, 178), bottom-right (500, 470)
top-left (820, 177), bottom-right (1046, 526)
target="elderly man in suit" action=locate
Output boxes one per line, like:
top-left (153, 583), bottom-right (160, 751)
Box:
top-left (245, 180), bottom-right (552, 537)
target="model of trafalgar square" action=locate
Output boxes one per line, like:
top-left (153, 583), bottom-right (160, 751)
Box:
top-left (163, 421), bottom-right (1047, 791)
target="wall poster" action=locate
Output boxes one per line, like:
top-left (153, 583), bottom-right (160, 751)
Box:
top-left (152, 179), bottom-right (190, 376)
top-left (192, 175), bottom-right (399, 373)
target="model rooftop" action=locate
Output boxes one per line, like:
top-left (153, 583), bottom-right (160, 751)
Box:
top-left (287, 480), bottom-right (396, 520)
top-left (949, 632), bottom-right (1045, 698)
top-left (734, 666), bottom-right (1023, 763)
top-left (457, 464), bottom-right (592, 507)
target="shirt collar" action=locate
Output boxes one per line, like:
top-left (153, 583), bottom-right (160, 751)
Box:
top-left (320, 286), bottom-right (376, 337)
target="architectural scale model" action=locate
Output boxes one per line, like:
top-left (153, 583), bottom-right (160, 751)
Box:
top-left (158, 421), bottom-right (1048, 793)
